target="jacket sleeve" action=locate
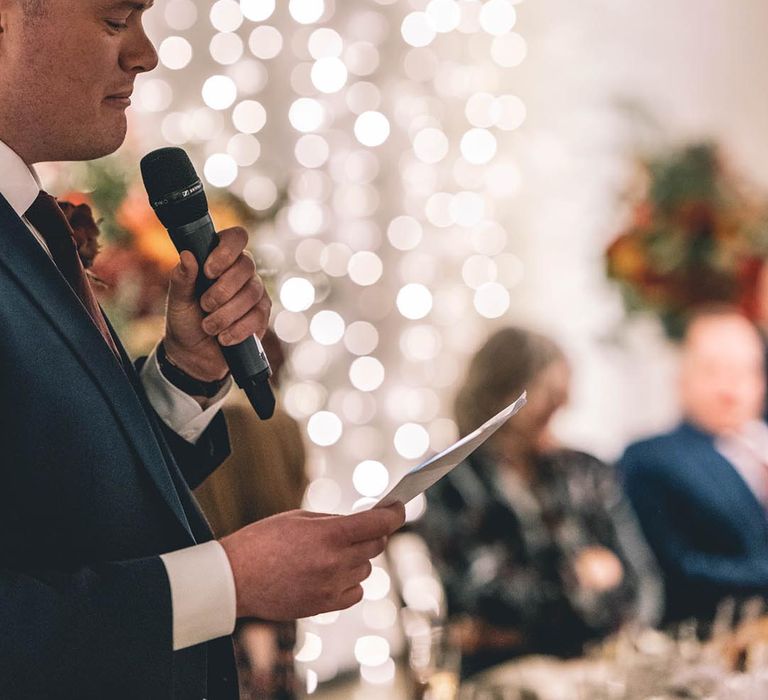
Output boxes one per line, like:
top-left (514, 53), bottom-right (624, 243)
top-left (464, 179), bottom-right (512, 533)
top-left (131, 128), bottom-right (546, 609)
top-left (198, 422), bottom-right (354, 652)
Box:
top-left (134, 355), bottom-right (231, 490)
top-left (0, 557), bottom-right (174, 699)
top-left (155, 408), bottom-right (231, 490)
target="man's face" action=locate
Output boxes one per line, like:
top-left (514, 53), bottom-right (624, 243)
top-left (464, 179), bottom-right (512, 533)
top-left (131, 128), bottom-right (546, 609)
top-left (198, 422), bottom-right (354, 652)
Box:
top-left (680, 316), bottom-right (766, 435)
top-left (0, 0), bottom-right (158, 164)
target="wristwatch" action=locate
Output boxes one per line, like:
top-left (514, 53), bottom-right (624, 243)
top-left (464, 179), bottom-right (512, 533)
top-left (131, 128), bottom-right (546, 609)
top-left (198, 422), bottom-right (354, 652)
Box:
top-left (156, 341), bottom-right (229, 398)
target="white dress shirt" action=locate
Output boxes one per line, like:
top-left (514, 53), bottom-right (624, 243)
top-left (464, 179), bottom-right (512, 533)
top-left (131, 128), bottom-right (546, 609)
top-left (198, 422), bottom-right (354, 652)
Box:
top-left (0, 139), bottom-right (237, 651)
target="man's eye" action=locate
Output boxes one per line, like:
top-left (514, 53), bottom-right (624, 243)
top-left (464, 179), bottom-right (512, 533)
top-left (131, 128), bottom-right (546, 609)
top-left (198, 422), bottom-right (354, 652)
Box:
top-left (106, 20), bottom-right (129, 30)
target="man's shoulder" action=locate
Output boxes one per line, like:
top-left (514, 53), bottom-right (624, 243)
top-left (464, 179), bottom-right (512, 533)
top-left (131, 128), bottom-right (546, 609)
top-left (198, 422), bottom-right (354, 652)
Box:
top-left (621, 424), bottom-right (703, 474)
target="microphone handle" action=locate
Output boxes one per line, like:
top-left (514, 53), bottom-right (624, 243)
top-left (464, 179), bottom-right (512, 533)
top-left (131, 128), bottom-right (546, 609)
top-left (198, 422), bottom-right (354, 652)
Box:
top-left (167, 214), bottom-right (275, 418)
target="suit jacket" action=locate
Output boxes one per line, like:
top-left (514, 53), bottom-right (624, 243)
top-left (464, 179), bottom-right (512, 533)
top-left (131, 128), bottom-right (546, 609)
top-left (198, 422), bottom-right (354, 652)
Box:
top-left (621, 422), bottom-right (768, 624)
top-left (0, 194), bottom-right (238, 699)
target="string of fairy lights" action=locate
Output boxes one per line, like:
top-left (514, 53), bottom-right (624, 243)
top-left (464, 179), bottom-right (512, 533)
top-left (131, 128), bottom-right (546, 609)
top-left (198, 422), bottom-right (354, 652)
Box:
top-left (138, 0), bottom-right (528, 690)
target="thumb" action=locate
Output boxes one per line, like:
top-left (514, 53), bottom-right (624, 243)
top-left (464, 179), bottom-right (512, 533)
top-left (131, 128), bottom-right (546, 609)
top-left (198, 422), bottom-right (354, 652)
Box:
top-left (168, 251), bottom-right (199, 305)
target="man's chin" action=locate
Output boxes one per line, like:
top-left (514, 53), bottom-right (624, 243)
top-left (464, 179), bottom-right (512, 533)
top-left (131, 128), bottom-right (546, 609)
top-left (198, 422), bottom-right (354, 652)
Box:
top-left (60, 120), bottom-right (128, 162)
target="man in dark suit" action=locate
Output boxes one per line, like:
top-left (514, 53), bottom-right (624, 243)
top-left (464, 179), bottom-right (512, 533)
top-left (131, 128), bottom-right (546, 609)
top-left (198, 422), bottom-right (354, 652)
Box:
top-left (622, 309), bottom-right (768, 625)
top-left (0, 1), bottom-right (404, 697)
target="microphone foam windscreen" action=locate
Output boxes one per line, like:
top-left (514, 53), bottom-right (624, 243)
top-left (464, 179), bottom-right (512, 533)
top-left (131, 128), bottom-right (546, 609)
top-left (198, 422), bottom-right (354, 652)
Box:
top-left (140, 147), bottom-right (208, 227)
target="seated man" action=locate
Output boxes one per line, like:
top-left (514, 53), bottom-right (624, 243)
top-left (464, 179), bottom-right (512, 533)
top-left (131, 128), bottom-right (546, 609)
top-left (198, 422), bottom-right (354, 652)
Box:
top-left (621, 308), bottom-right (768, 625)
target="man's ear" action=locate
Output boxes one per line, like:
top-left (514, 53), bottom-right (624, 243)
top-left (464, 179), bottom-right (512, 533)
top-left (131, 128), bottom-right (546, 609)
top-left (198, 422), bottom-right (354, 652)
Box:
top-left (0, 0), bottom-right (17, 32)
top-left (0, 2), bottom-right (8, 36)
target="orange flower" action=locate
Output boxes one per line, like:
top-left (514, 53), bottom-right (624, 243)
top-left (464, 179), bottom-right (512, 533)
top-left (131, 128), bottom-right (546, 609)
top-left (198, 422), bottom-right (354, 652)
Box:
top-left (116, 186), bottom-right (179, 272)
top-left (607, 235), bottom-right (646, 280)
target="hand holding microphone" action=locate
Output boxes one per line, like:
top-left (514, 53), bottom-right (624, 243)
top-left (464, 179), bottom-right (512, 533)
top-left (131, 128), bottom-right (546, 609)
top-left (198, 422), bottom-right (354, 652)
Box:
top-left (141, 147), bottom-right (275, 419)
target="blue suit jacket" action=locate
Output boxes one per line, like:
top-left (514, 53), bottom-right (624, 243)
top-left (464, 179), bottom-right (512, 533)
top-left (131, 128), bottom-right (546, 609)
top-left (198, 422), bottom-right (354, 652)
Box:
top-left (621, 422), bottom-right (768, 624)
top-left (0, 194), bottom-right (238, 698)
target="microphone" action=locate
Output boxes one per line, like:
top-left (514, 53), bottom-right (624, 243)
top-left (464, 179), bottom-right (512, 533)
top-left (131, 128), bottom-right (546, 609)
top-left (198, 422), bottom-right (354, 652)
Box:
top-left (140, 146), bottom-right (275, 420)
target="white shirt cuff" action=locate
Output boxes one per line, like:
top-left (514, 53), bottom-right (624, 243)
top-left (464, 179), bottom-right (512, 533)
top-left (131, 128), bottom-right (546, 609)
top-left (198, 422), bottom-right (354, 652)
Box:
top-left (141, 343), bottom-right (232, 444)
top-left (160, 540), bottom-right (237, 650)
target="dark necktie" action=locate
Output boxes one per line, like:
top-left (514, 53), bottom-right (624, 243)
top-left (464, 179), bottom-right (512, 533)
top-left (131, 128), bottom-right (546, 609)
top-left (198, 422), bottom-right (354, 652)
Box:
top-left (25, 191), bottom-right (121, 360)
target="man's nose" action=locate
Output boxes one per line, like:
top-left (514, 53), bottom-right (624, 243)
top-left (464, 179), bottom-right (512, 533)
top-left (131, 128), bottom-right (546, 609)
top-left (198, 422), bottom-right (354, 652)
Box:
top-left (121, 24), bottom-right (159, 75)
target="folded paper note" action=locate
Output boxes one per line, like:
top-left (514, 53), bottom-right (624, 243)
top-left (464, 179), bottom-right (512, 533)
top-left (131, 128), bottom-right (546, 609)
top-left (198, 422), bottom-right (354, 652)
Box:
top-left (377, 392), bottom-right (527, 507)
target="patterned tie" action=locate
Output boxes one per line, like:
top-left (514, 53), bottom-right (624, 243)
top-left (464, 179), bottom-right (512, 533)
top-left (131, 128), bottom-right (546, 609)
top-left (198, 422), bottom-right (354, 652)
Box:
top-left (25, 191), bottom-right (121, 360)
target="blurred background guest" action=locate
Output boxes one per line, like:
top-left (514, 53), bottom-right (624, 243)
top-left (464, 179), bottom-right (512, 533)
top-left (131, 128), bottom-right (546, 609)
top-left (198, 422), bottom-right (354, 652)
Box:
top-left (621, 308), bottom-right (768, 628)
top-left (195, 329), bottom-right (307, 700)
top-left (416, 327), bottom-right (661, 678)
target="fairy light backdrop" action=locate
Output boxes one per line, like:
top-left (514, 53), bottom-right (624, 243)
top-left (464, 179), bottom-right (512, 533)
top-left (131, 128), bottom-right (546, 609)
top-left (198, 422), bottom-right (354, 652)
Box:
top-left (123, 0), bottom-right (753, 692)
top-left (127, 0), bottom-right (535, 688)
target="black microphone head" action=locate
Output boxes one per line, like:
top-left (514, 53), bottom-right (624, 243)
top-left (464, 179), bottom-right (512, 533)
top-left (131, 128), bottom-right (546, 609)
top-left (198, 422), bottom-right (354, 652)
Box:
top-left (140, 147), bottom-right (208, 227)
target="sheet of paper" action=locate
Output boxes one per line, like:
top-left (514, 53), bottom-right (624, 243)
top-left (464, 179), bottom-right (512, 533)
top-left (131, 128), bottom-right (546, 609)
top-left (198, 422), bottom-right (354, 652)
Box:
top-left (376, 392), bottom-right (527, 507)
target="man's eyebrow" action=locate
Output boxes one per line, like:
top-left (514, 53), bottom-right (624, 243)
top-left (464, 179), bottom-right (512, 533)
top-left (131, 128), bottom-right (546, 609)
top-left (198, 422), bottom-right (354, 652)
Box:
top-left (104, 0), bottom-right (154, 10)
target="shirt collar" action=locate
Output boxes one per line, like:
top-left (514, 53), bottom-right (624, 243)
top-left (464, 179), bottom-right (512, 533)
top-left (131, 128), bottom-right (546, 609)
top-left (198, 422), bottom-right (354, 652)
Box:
top-left (0, 139), bottom-right (41, 217)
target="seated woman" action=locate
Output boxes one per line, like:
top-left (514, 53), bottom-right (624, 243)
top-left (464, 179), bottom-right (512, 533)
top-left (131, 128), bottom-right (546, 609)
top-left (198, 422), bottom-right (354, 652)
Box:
top-left (416, 327), bottom-right (661, 677)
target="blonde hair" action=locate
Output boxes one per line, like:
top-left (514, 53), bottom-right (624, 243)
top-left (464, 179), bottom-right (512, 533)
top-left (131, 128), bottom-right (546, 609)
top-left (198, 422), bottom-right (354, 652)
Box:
top-left (454, 327), bottom-right (565, 436)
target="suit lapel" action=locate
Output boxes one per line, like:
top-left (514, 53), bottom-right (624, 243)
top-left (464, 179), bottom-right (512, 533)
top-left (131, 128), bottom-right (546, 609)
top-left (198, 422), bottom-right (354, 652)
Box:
top-left (0, 195), bottom-right (193, 539)
top-left (680, 423), bottom-right (768, 530)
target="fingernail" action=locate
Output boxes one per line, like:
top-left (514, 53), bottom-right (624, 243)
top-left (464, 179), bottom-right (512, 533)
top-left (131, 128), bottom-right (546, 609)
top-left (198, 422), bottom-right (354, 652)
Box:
top-left (203, 319), bottom-right (218, 335)
top-left (219, 332), bottom-right (232, 345)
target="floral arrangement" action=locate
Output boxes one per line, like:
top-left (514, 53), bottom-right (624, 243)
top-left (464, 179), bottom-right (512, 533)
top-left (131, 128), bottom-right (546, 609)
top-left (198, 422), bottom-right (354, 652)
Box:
top-left (59, 155), bottom-right (282, 356)
top-left (605, 143), bottom-right (768, 339)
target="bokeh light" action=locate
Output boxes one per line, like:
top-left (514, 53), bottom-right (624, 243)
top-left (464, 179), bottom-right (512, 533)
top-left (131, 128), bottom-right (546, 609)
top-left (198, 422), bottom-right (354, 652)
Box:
top-left (289, 0), bottom-right (325, 25)
top-left (249, 25), bottom-right (284, 59)
top-left (210, 0), bottom-right (243, 33)
top-left (387, 216), bottom-right (423, 251)
top-left (491, 32), bottom-right (527, 67)
top-left (474, 281), bottom-right (511, 318)
top-left (280, 277), bottom-right (316, 312)
top-left (165, 0), bottom-right (197, 30)
top-left (209, 32), bottom-right (244, 65)
top-left (460, 128), bottom-right (497, 164)
top-left (344, 321), bottom-right (380, 356)
top-left (394, 423), bottom-right (430, 459)
top-left (354, 636), bottom-right (390, 667)
top-left (349, 356), bottom-right (386, 392)
top-left (396, 283), bottom-right (433, 320)
top-left (310, 310), bottom-right (346, 345)
top-left (240, 0), bottom-right (275, 22)
top-left (353, 461), bottom-right (390, 498)
top-left (202, 75), bottom-right (238, 110)
top-left (413, 127), bottom-right (450, 163)
top-left (401, 12), bottom-right (436, 48)
top-left (159, 36), bottom-right (193, 70)
top-left (479, 0), bottom-right (516, 36)
top-left (203, 153), bottom-right (238, 187)
top-left (307, 411), bottom-right (343, 447)
top-left (232, 100), bottom-right (267, 133)
top-left (348, 251), bottom-right (383, 286)
top-left (354, 111), bottom-right (391, 147)
top-left (289, 97), bottom-right (325, 132)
